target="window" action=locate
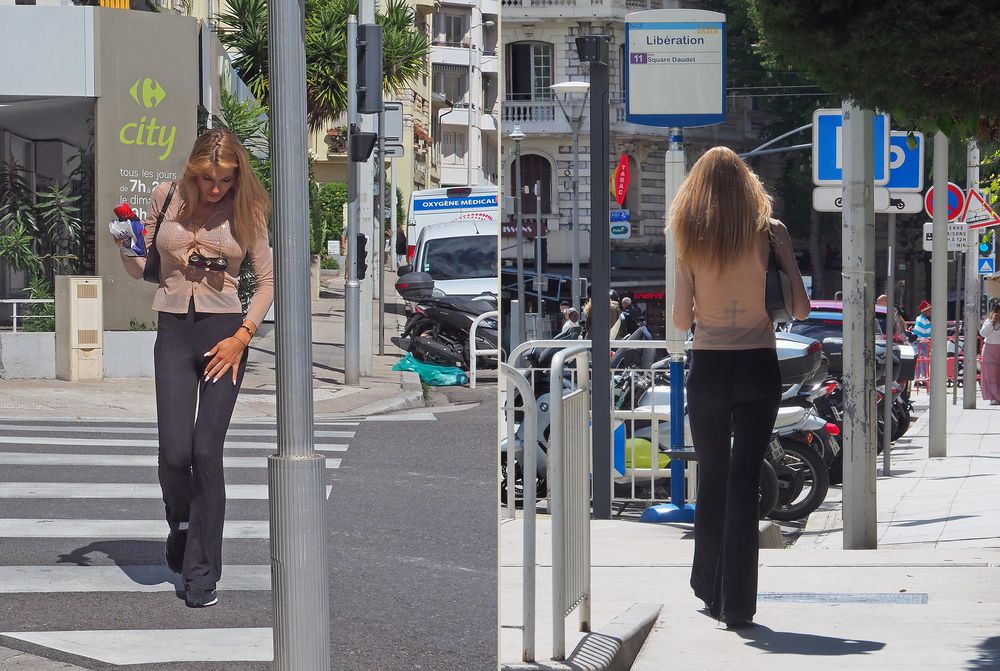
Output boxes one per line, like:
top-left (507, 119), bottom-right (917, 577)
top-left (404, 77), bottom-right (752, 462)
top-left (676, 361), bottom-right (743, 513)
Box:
top-left (433, 66), bottom-right (469, 105)
top-left (510, 154), bottom-right (551, 213)
top-left (505, 42), bottom-right (553, 101)
top-left (434, 12), bottom-right (468, 46)
top-left (442, 132), bottom-right (467, 165)
top-left (421, 236), bottom-right (497, 280)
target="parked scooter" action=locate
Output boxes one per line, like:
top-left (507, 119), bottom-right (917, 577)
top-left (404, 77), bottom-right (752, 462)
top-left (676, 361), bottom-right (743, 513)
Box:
top-left (393, 271), bottom-right (499, 370)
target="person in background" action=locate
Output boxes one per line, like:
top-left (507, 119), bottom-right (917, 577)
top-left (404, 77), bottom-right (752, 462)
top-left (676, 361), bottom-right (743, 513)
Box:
top-left (670, 146), bottom-right (809, 629)
top-left (559, 300), bottom-right (570, 321)
top-left (912, 300), bottom-right (932, 385)
top-left (395, 224), bottom-right (407, 267)
top-left (560, 307), bottom-right (581, 334)
top-left (980, 302), bottom-right (1000, 405)
top-left (833, 290), bottom-right (843, 301)
top-left (619, 296), bottom-right (643, 335)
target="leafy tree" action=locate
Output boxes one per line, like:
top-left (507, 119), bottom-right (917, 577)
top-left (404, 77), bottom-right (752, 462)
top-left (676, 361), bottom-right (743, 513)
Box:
top-left (0, 224), bottom-right (42, 277)
top-left (750, 1), bottom-right (1000, 139)
top-left (216, 0), bottom-right (430, 130)
top-left (317, 181), bottom-right (347, 245)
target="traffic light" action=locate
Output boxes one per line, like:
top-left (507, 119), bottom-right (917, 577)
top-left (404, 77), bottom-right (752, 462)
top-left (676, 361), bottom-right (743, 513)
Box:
top-left (979, 229), bottom-right (996, 259)
top-left (356, 233), bottom-right (368, 280)
top-left (357, 24), bottom-right (383, 114)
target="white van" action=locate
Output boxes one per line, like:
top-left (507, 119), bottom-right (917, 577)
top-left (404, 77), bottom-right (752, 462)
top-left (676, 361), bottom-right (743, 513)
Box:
top-left (405, 186), bottom-right (498, 263)
top-left (410, 219), bottom-right (499, 299)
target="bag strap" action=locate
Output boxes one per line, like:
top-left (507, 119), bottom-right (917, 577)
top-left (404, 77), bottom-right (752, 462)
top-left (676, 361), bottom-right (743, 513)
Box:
top-left (150, 181), bottom-right (176, 246)
top-left (766, 225), bottom-right (780, 271)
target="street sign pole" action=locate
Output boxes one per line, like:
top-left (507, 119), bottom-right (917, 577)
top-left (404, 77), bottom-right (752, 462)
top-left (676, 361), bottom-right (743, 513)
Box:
top-left (930, 132), bottom-right (948, 458)
top-left (883, 213), bottom-right (895, 475)
top-left (534, 180), bottom-right (543, 320)
top-left (267, 0), bottom-right (330, 667)
top-left (345, 16), bottom-right (361, 385)
top-left (580, 34), bottom-right (612, 522)
top-left (841, 101), bottom-right (877, 550)
top-left (377, 109), bottom-right (386, 356)
top-left (964, 140), bottom-right (981, 408)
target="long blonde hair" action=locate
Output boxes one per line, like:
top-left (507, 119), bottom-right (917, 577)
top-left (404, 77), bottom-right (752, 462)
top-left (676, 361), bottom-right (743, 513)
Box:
top-left (178, 128), bottom-right (270, 246)
top-left (668, 146), bottom-right (772, 270)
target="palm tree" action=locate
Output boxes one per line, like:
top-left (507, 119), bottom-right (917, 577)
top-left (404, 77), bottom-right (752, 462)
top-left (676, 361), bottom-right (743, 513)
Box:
top-left (216, 0), bottom-right (429, 130)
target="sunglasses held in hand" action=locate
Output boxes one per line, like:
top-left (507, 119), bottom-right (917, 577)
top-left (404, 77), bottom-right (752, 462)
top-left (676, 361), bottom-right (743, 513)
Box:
top-left (188, 252), bottom-right (229, 271)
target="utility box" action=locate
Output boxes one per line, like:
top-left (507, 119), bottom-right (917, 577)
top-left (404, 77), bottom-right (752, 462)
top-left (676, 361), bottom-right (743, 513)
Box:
top-left (55, 276), bottom-right (103, 381)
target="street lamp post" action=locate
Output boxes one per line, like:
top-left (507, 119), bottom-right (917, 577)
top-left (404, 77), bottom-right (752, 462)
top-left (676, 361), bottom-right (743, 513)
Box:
top-left (551, 81), bottom-right (590, 313)
top-left (467, 19), bottom-right (495, 186)
top-left (510, 124), bottom-right (527, 344)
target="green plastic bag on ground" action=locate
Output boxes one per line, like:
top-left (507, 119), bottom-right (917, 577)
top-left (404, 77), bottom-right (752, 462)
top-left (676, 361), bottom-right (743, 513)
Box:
top-left (392, 353), bottom-right (469, 386)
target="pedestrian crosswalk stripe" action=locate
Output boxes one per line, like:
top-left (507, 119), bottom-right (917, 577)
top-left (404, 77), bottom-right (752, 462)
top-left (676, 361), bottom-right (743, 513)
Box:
top-left (0, 483), bottom-right (333, 499)
top-left (0, 424), bottom-right (356, 438)
top-left (0, 452), bottom-right (341, 469)
top-left (0, 565), bottom-right (270, 593)
top-left (1, 628), bottom-right (273, 664)
top-left (0, 436), bottom-right (349, 450)
top-left (0, 519), bottom-right (270, 539)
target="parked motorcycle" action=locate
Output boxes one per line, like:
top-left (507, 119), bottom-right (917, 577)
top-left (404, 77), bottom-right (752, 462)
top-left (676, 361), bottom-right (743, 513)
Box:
top-left (394, 271), bottom-right (499, 370)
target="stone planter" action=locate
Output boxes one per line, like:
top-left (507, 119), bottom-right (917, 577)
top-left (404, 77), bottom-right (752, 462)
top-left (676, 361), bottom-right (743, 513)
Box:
top-left (0, 330), bottom-right (159, 379)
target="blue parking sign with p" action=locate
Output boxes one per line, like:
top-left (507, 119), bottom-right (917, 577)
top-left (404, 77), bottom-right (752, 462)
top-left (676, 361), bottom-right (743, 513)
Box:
top-left (812, 109), bottom-right (890, 186)
top-left (886, 131), bottom-right (924, 192)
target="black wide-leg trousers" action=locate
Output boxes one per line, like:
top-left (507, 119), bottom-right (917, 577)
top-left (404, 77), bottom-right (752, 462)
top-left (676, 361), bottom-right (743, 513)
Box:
top-left (686, 347), bottom-right (780, 621)
top-left (153, 302), bottom-right (246, 591)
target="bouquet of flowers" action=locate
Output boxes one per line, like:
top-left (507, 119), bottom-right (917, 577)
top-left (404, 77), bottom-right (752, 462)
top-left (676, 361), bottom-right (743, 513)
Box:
top-left (108, 202), bottom-right (147, 257)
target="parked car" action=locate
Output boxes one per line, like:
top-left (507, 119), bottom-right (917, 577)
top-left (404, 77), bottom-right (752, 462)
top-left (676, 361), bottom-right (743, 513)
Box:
top-left (400, 219), bottom-right (499, 301)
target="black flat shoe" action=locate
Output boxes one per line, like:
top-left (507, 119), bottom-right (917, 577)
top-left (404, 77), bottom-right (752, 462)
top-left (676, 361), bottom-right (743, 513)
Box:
top-left (185, 588), bottom-right (218, 608)
top-left (721, 614), bottom-right (753, 629)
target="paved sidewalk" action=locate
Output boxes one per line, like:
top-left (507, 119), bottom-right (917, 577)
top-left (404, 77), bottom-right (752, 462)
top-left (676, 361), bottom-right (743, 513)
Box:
top-left (501, 394), bottom-right (1000, 669)
top-left (0, 269), bottom-right (422, 420)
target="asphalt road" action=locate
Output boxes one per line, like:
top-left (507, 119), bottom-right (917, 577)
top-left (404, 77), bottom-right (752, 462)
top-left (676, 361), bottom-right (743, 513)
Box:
top-left (0, 390), bottom-right (497, 670)
top-left (328, 398), bottom-right (497, 671)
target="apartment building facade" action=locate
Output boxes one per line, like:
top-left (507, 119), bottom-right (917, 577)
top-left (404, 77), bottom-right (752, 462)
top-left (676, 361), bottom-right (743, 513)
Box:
top-left (500, 0), bottom-right (779, 333)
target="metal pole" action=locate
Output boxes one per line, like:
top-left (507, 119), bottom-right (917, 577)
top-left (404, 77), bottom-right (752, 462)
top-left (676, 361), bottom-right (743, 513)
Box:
top-left (358, 0), bottom-right (376, 377)
top-left (514, 137), bottom-right (526, 343)
top-left (587, 41), bottom-right (612, 520)
top-left (535, 179), bottom-right (543, 322)
top-left (841, 101), bottom-right (877, 549)
top-left (663, 128), bottom-right (686, 353)
top-left (883, 214), bottom-right (895, 474)
top-left (267, 1), bottom-right (330, 667)
top-left (389, 160), bottom-right (397, 271)
top-left (929, 132), bottom-right (948, 458)
top-left (345, 17), bottom-right (361, 386)
top-left (953, 252), bottom-right (960, 404)
top-left (378, 111), bottom-right (386, 356)
top-left (467, 39), bottom-right (474, 186)
top-left (571, 117), bottom-right (581, 313)
top-left (964, 140), bottom-right (980, 408)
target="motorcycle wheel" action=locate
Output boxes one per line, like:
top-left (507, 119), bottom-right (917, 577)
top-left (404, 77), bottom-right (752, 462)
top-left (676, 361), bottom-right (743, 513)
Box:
top-left (409, 322), bottom-right (465, 368)
top-left (499, 461), bottom-right (546, 506)
top-left (758, 460), bottom-right (779, 520)
top-left (828, 452), bottom-right (843, 486)
top-left (890, 404), bottom-right (911, 442)
top-left (767, 437), bottom-right (830, 522)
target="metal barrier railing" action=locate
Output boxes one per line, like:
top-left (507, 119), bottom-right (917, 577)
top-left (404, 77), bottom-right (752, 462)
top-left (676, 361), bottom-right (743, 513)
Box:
top-left (469, 310), bottom-right (499, 389)
top-left (0, 299), bottom-right (54, 332)
top-left (499, 362), bottom-right (539, 661)
top-left (548, 345), bottom-right (591, 659)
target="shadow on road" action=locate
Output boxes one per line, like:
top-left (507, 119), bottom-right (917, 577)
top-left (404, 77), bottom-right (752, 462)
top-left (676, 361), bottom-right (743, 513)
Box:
top-left (735, 625), bottom-right (885, 656)
top-left (57, 540), bottom-right (183, 590)
top-left (967, 635), bottom-right (1000, 669)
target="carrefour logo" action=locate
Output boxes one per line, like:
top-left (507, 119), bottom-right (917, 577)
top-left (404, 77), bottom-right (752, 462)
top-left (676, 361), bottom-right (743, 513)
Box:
top-left (119, 77), bottom-right (176, 160)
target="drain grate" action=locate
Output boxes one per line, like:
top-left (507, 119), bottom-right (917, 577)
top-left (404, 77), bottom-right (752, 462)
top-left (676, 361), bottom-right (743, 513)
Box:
top-left (758, 592), bottom-right (928, 604)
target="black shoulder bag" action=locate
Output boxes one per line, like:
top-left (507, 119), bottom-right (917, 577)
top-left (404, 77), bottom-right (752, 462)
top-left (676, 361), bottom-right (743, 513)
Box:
top-left (765, 230), bottom-right (793, 323)
top-left (143, 181), bottom-right (177, 284)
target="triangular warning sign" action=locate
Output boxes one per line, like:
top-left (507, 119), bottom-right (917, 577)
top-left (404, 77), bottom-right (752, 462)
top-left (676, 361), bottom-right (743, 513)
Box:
top-left (962, 188), bottom-right (1000, 230)
top-left (980, 257), bottom-right (996, 274)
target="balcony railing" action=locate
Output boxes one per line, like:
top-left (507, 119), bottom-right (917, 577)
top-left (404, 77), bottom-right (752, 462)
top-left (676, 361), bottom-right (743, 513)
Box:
top-left (503, 100), bottom-right (556, 125)
top-left (501, 0), bottom-right (663, 16)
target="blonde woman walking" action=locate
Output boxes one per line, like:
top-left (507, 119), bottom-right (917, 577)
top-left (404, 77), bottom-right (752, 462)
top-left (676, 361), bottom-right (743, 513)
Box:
top-left (114, 128), bottom-right (273, 608)
top-left (669, 147), bottom-right (809, 627)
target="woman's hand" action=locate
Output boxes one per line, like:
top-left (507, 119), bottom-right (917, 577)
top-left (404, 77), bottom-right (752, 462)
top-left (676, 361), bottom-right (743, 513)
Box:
top-left (203, 336), bottom-right (247, 384)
